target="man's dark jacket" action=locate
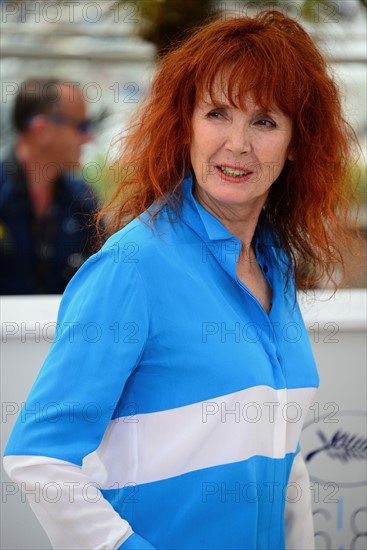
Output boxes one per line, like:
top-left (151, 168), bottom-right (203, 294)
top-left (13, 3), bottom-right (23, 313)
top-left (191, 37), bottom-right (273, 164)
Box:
top-left (0, 152), bottom-right (100, 294)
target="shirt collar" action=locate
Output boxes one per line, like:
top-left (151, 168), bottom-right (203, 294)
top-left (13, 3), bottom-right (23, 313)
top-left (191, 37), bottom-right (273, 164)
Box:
top-left (180, 172), bottom-right (234, 242)
top-left (178, 172), bottom-right (281, 265)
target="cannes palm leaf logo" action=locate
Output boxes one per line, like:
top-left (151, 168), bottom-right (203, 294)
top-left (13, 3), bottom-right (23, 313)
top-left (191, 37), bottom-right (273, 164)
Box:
top-left (305, 430), bottom-right (367, 463)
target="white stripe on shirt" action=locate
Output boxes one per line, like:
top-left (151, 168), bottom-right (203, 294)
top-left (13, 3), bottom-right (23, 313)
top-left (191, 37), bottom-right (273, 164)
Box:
top-left (83, 385), bottom-right (316, 488)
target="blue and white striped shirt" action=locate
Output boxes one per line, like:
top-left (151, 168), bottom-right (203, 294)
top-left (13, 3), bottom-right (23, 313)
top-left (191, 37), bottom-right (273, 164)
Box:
top-left (4, 173), bottom-right (319, 550)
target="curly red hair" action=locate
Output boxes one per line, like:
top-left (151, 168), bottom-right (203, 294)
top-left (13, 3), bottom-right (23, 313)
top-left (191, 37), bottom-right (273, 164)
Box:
top-left (98, 9), bottom-right (362, 290)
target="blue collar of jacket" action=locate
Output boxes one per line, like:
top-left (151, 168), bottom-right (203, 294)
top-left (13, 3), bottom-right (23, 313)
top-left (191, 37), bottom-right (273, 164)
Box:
top-left (178, 172), bottom-right (276, 250)
top-left (180, 172), bottom-right (234, 242)
top-left (147, 172), bottom-right (292, 295)
top-left (180, 172), bottom-right (293, 281)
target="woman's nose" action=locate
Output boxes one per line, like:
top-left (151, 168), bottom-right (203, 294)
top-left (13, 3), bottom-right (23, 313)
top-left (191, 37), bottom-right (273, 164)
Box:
top-left (225, 123), bottom-right (252, 155)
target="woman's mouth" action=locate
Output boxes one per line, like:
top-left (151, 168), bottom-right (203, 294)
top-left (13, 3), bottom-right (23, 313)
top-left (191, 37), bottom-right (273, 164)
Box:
top-left (216, 165), bottom-right (253, 181)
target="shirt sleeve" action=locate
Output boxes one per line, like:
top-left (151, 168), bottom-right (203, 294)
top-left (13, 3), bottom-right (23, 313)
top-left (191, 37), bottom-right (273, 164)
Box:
top-left (3, 242), bottom-right (156, 549)
top-left (285, 452), bottom-right (315, 550)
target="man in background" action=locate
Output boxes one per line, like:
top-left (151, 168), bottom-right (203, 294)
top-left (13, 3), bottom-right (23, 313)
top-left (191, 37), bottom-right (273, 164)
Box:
top-left (0, 78), bottom-right (100, 294)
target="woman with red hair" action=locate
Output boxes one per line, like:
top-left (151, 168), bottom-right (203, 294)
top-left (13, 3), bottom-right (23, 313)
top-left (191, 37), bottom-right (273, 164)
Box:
top-left (4, 10), bottom-right (360, 550)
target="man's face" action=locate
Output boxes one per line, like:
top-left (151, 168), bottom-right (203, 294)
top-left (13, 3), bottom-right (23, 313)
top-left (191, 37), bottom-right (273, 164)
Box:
top-left (46, 85), bottom-right (92, 174)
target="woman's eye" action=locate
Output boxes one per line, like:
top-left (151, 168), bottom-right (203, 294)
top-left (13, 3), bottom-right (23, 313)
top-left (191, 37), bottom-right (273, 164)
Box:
top-left (206, 110), bottom-right (223, 119)
top-left (256, 119), bottom-right (276, 127)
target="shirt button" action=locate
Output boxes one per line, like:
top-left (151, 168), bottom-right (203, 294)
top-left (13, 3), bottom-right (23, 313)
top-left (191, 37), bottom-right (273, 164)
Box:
top-left (263, 264), bottom-right (268, 273)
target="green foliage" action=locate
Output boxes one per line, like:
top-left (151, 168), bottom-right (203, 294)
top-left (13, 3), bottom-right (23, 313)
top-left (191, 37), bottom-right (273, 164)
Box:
top-left (116, 0), bottom-right (285, 55)
top-left (301, 0), bottom-right (355, 21)
top-left (352, 163), bottom-right (367, 204)
top-left (115, 0), bottom-right (216, 55)
top-left (83, 155), bottom-right (140, 205)
top-left (115, 0), bottom-right (366, 54)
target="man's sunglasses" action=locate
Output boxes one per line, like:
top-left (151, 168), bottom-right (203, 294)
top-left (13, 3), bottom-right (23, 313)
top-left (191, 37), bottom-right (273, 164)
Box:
top-left (27, 114), bottom-right (93, 135)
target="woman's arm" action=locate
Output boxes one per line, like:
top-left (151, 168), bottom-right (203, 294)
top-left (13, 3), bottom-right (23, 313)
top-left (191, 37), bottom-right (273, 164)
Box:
top-left (3, 455), bottom-right (136, 548)
top-left (3, 240), bottom-right (155, 549)
top-left (285, 452), bottom-right (315, 550)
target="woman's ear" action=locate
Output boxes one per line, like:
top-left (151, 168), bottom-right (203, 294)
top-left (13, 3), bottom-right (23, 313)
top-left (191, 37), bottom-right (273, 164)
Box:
top-left (287, 148), bottom-right (294, 161)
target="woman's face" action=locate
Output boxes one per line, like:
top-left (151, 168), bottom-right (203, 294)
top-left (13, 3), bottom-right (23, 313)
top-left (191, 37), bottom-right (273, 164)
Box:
top-left (190, 83), bottom-right (293, 218)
